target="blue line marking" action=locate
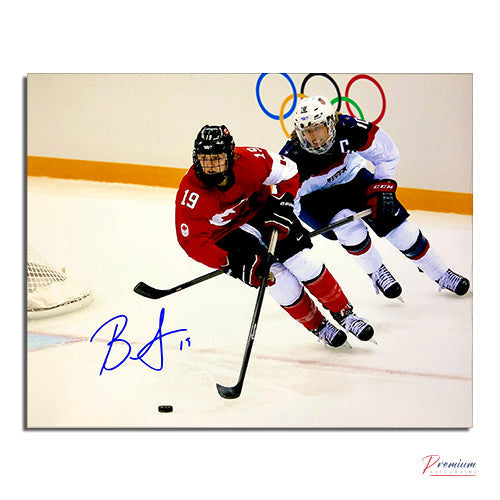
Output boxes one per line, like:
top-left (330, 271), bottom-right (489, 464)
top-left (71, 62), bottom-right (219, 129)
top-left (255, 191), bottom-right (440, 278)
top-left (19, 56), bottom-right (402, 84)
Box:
top-left (27, 334), bottom-right (74, 351)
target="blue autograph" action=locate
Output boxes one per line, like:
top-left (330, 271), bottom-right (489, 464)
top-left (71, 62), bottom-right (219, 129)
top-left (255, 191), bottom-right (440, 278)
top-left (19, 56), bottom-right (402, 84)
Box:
top-left (90, 307), bottom-right (187, 375)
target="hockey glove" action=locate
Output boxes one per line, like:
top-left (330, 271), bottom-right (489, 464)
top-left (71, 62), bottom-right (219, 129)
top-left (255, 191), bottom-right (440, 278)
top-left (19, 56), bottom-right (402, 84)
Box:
top-left (366, 179), bottom-right (398, 219)
top-left (261, 192), bottom-right (296, 241)
top-left (222, 247), bottom-right (275, 288)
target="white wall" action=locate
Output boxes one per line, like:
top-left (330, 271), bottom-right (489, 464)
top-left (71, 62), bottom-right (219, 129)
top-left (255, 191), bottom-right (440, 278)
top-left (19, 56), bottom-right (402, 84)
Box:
top-left (27, 73), bottom-right (472, 193)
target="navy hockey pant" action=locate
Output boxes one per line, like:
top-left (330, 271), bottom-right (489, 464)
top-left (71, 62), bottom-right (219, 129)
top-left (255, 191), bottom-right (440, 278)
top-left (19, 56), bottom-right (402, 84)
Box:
top-left (299, 168), bottom-right (410, 239)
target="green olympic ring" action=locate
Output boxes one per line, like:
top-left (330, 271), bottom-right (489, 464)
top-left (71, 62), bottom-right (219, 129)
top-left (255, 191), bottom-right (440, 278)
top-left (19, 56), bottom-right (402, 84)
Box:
top-left (331, 96), bottom-right (364, 120)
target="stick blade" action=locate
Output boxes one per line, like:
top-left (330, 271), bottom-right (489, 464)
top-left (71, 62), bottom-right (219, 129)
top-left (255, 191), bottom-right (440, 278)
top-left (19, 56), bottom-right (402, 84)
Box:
top-left (133, 282), bottom-right (164, 299)
top-left (216, 382), bottom-right (242, 399)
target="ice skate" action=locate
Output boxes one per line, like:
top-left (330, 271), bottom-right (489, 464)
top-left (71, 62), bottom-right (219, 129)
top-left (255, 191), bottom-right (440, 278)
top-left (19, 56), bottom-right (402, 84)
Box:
top-left (369, 264), bottom-right (403, 301)
top-left (437, 269), bottom-right (470, 296)
top-left (312, 319), bottom-right (348, 348)
top-left (331, 303), bottom-right (374, 341)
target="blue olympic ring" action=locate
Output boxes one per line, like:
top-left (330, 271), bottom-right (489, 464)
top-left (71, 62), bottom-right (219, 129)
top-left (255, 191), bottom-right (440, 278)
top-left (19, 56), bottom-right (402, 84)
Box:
top-left (255, 73), bottom-right (297, 121)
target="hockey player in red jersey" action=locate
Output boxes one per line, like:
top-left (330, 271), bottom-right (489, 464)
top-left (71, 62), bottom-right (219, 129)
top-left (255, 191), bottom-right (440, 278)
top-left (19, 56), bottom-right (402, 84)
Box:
top-left (175, 124), bottom-right (375, 347)
top-left (280, 95), bottom-right (470, 298)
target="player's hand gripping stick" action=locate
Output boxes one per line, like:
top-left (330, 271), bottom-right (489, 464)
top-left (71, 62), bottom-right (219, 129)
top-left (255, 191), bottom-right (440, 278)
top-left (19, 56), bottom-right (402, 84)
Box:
top-left (261, 192), bottom-right (296, 240)
top-left (215, 228), bottom-right (279, 399)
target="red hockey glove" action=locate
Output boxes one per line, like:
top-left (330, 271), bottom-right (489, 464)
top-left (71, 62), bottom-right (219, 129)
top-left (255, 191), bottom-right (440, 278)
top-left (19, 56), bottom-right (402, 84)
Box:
top-left (261, 192), bottom-right (296, 240)
top-left (222, 247), bottom-right (275, 288)
top-left (366, 179), bottom-right (398, 219)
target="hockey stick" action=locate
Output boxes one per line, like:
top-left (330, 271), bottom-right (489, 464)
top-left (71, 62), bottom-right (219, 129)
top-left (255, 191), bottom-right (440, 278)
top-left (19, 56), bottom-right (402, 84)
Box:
top-left (134, 269), bottom-right (222, 299)
top-left (133, 208), bottom-right (372, 299)
top-left (309, 207), bottom-right (372, 237)
top-left (216, 229), bottom-right (279, 399)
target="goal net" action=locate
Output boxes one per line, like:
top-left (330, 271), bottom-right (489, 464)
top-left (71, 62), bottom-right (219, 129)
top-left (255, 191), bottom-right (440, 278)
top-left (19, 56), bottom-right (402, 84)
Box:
top-left (27, 245), bottom-right (93, 319)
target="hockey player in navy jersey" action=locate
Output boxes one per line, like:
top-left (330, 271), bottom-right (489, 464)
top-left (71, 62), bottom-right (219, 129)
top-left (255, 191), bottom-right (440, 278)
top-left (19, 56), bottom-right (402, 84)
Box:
top-left (280, 95), bottom-right (469, 298)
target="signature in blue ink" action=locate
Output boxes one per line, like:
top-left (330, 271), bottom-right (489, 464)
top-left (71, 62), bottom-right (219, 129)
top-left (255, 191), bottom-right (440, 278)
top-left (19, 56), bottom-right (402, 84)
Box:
top-left (90, 307), bottom-right (187, 375)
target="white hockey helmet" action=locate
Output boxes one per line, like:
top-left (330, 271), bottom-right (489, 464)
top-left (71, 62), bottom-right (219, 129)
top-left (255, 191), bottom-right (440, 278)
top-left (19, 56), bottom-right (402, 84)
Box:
top-left (293, 95), bottom-right (336, 154)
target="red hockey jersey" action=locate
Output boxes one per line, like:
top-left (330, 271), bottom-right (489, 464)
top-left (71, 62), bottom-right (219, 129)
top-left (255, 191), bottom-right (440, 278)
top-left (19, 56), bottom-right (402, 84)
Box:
top-left (175, 146), bottom-right (299, 269)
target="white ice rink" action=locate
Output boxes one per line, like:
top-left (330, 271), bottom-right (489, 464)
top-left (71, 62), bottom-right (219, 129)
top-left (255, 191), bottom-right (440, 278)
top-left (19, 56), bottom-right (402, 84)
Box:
top-left (26, 176), bottom-right (473, 429)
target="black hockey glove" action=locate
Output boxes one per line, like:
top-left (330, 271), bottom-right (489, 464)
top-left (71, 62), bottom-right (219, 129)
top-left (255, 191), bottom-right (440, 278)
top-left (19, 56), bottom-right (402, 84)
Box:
top-left (221, 246), bottom-right (275, 288)
top-left (366, 179), bottom-right (398, 219)
top-left (261, 192), bottom-right (296, 241)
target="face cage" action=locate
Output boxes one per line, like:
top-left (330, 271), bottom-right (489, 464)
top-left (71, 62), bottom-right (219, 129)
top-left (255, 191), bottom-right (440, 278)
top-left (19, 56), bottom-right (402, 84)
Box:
top-left (198, 153), bottom-right (228, 172)
top-left (193, 151), bottom-right (234, 187)
top-left (296, 120), bottom-right (336, 155)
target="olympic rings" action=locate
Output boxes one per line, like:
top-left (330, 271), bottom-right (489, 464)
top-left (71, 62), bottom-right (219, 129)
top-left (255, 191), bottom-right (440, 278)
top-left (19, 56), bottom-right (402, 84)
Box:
top-left (255, 73), bottom-right (387, 137)
top-left (300, 73), bottom-right (342, 113)
top-left (255, 73), bottom-right (297, 120)
top-left (345, 74), bottom-right (386, 124)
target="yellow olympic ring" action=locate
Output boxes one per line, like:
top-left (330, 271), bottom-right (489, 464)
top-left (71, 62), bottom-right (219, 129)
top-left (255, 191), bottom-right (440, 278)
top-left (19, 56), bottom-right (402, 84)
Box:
top-left (280, 92), bottom-right (308, 138)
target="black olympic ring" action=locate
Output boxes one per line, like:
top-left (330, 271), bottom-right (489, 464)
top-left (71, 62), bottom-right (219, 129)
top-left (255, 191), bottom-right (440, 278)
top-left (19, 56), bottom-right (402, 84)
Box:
top-left (299, 73), bottom-right (342, 113)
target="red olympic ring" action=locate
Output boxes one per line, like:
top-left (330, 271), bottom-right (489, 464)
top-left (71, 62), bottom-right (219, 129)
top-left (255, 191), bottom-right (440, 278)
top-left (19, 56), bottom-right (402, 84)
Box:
top-left (345, 74), bottom-right (386, 125)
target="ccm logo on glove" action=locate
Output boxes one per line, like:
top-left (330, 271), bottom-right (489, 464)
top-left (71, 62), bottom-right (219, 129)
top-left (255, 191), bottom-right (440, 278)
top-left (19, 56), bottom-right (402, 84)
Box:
top-left (367, 181), bottom-right (397, 194)
top-left (366, 179), bottom-right (398, 219)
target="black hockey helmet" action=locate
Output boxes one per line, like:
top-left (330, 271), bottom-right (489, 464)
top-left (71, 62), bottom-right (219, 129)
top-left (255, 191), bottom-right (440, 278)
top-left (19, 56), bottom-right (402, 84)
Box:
top-left (193, 125), bottom-right (235, 187)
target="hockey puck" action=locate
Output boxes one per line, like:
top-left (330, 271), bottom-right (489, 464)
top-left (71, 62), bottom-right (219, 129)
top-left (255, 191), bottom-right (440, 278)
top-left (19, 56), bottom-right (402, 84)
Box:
top-left (158, 405), bottom-right (173, 413)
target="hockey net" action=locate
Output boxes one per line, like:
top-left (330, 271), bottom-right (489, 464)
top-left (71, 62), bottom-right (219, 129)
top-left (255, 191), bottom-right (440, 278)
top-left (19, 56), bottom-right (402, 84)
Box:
top-left (27, 245), bottom-right (93, 319)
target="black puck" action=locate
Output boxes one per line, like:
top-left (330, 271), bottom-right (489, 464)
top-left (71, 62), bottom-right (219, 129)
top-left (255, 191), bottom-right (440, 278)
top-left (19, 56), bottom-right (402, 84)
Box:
top-left (158, 405), bottom-right (173, 413)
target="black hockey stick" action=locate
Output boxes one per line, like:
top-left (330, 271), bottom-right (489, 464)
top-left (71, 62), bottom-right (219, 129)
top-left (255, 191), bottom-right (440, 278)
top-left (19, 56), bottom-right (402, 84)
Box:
top-left (216, 229), bottom-right (279, 399)
top-left (133, 208), bottom-right (372, 299)
top-left (134, 269), bottom-right (222, 299)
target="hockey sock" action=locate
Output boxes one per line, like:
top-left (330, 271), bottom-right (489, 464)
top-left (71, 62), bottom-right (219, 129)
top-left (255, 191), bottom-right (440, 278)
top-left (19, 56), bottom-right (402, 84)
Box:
top-left (411, 245), bottom-right (448, 281)
top-left (332, 209), bottom-right (383, 274)
top-left (386, 222), bottom-right (447, 281)
top-left (281, 288), bottom-right (325, 331)
top-left (303, 265), bottom-right (349, 313)
top-left (341, 233), bottom-right (383, 275)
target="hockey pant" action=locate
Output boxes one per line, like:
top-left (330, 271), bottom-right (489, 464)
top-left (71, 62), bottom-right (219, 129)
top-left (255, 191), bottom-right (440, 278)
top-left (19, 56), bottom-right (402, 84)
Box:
top-left (299, 168), bottom-right (409, 238)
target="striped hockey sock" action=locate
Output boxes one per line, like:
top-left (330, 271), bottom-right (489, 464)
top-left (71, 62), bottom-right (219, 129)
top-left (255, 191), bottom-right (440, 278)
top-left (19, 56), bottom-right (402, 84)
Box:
top-left (402, 231), bottom-right (447, 281)
top-left (281, 288), bottom-right (325, 331)
top-left (303, 265), bottom-right (349, 313)
top-left (341, 233), bottom-right (383, 275)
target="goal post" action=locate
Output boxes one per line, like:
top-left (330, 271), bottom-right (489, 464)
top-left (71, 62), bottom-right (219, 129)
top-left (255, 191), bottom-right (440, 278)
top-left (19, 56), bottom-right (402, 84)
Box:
top-left (27, 245), bottom-right (93, 320)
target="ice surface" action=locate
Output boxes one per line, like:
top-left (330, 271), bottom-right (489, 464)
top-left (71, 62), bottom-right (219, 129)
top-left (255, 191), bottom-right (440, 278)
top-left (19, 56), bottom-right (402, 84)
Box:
top-left (26, 177), bottom-right (472, 428)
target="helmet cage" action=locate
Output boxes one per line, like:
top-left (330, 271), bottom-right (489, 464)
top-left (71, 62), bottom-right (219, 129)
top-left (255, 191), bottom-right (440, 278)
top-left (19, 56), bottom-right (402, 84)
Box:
top-left (294, 96), bottom-right (336, 154)
top-left (193, 125), bottom-right (235, 186)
